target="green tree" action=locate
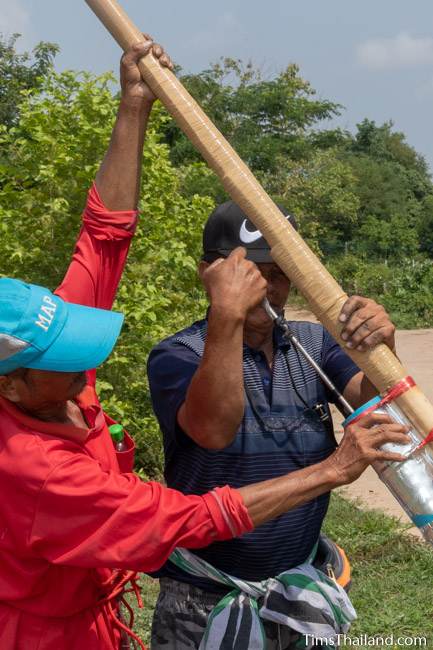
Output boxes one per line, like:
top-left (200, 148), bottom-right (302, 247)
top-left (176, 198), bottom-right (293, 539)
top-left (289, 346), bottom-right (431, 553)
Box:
top-left (348, 155), bottom-right (413, 224)
top-left (350, 118), bottom-right (429, 177)
top-left (0, 34), bottom-right (59, 126)
top-left (329, 255), bottom-right (433, 328)
top-left (263, 149), bottom-right (360, 254)
top-left (337, 120), bottom-right (433, 259)
top-left (418, 195), bottom-right (433, 257)
top-left (164, 58), bottom-right (342, 174)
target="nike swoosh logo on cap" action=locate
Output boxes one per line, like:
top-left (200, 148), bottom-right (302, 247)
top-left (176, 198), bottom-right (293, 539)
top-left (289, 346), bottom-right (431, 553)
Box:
top-left (239, 213), bottom-right (293, 244)
top-left (239, 220), bottom-right (263, 243)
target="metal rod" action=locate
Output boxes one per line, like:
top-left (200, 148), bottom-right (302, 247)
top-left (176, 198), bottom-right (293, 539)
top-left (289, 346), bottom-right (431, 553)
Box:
top-left (262, 299), bottom-right (354, 416)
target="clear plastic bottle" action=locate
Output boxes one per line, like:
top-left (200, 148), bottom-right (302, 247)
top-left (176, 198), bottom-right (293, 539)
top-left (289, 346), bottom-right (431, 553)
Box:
top-left (109, 424), bottom-right (128, 452)
top-left (343, 395), bottom-right (433, 546)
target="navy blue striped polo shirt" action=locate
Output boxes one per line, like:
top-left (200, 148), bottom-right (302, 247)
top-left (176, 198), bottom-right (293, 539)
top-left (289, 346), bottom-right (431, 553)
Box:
top-left (147, 318), bottom-right (359, 592)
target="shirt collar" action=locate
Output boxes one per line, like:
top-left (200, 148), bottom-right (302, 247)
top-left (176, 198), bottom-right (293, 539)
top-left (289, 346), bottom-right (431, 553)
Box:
top-left (0, 385), bottom-right (97, 444)
top-left (273, 325), bottom-right (291, 350)
top-left (243, 325), bottom-right (291, 355)
top-left (204, 309), bottom-right (290, 352)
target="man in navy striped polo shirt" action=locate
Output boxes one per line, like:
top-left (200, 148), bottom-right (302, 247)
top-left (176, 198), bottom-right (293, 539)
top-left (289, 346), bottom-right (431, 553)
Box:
top-left (147, 201), bottom-right (397, 649)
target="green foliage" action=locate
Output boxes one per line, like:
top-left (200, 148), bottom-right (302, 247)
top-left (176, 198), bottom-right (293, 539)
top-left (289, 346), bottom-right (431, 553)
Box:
top-left (263, 149), bottom-right (360, 253)
top-left (329, 256), bottom-right (433, 328)
top-left (0, 69), bottom-right (117, 287)
top-left (417, 194), bottom-right (433, 257)
top-left (350, 118), bottom-right (429, 176)
top-left (168, 62), bottom-right (433, 276)
top-left (339, 120), bottom-right (433, 260)
top-left (0, 34), bottom-right (59, 127)
top-left (324, 495), bottom-right (433, 643)
top-left (357, 213), bottom-right (419, 260)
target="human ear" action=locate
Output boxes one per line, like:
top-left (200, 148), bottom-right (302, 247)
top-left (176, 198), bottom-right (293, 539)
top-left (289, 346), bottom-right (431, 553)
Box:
top-left (0, 375), bottom-right (21, 402)
top-left (198, 260), bottom-right (209, 281)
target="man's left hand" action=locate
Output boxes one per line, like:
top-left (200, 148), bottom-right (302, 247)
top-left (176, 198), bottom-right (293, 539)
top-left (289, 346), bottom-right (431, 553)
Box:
top-left (120, 36), bottom-right (174, 106)
top-left (338, 295), bottom-right (396, 352)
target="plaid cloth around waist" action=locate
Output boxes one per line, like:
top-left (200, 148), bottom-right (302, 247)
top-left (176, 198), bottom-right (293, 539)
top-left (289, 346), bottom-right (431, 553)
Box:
top-left (169, 547), bottom-right (356, 650)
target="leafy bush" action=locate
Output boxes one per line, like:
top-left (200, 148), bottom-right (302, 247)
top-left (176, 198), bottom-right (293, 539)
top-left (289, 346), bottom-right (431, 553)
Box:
top-left (329, 255), bottom-right (433, 328)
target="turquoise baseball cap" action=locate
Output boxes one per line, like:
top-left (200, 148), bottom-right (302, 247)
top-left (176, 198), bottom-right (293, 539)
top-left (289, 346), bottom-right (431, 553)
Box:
top-left (0, 278), bottom-right (124, 375)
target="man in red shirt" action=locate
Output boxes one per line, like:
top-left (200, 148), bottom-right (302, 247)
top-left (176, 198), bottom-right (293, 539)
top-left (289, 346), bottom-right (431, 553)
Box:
top-left (0, 40), bottom-right (410, 650)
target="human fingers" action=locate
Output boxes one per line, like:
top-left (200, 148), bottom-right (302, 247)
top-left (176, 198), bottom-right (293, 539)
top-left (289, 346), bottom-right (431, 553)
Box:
top-left (374, 449), bottom-right (408, 464)
top-left (342, 314), bottom-right (390, 350)
top-left (227, 251), bottom-right (262, 283)
top-left (207, 257), bottom-right (225, 270)
top-left (150, 42), bottom-right (174, 70)
top-left (121, 40), bottom-right (153, 69)
top-left (159, 53), bottom-right (174, 69)
top-left (152, 43), bottom-right (162, 57)
top-left (338, 295), bottom-right (367, 324)
top-left (369, 423), bottom-right (411, 448)
top-left (354, 325), bottom-right (395, 352)
top-left (340, 302), bottom-right (377, 340)
top-left (205, 249), bottom-right (249, 280)
top-left (227, 247), bottom-right (247, 263)
top-left (340, 297), bottom-right (394, 349)
top-left (247, 273), bottom-right (268, 308)
top-left (229, 254), bottom-right (267, 303)
top-left (349, 412), bottom-right (393, 429)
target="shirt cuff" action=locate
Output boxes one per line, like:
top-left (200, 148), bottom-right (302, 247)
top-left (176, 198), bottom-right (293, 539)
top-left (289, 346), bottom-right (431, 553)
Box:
top-left (202, 486), bottom-right (254, 541)
top-left (82, 182), bottom-right (139, 241)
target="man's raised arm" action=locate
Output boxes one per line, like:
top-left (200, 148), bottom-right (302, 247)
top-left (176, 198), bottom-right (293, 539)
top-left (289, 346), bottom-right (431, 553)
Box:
top-left (95, 39), bottom-right (173, 210)
top-left (56, 39), bottom-right (173, 311)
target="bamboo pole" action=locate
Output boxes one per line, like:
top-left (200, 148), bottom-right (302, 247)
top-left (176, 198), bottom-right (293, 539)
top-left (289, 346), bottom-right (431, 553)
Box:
top-left (85, 0), bottom-right (433, 441)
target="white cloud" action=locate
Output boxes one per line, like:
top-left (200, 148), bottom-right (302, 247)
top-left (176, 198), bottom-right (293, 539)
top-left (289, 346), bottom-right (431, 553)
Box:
top-left (357, 32), bottom-right (433, 70)
top-left (0, 0), bottom-right (31, 45)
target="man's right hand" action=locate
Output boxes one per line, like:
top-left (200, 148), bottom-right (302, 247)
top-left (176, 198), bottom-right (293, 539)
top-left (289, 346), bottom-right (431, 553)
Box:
top-left (202, 247), bottom-right (267, 321)
top-left (327, 412), bottom-right (411, 486)
top-left (239, 411), bottom-right (411, 527)
top-left (120, 37), bottom-right (174, 107)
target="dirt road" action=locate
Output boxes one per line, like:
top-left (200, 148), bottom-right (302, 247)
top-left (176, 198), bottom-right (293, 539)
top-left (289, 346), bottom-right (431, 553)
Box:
top-left (286, 308), bottom-right (433, 538)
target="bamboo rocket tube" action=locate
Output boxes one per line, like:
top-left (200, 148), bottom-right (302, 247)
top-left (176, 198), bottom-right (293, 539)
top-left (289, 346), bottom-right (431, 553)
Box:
top-left (85, 0), bottom-right (433, 442)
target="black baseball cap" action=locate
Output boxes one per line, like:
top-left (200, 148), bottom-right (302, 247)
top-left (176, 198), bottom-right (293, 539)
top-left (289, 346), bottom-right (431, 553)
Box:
top-left (202, 201), bottom-right (298, 263)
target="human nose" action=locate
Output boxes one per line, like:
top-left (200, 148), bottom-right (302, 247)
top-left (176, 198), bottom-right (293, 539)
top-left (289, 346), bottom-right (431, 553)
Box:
top-left (266, 283), bottom-right (279, 304)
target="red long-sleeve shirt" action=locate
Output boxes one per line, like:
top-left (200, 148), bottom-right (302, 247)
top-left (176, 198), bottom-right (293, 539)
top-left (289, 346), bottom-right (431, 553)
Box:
top-left (0, 185), bottom-right (253, 650)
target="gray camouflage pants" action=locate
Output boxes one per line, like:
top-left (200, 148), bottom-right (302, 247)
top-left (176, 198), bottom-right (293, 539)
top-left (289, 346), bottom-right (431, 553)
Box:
top-left (150, 578), bottom-right (322, 650)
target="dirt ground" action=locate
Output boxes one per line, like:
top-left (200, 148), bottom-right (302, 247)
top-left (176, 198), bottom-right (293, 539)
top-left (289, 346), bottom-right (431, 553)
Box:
top-left (285, 308), bottom-right (433, 539)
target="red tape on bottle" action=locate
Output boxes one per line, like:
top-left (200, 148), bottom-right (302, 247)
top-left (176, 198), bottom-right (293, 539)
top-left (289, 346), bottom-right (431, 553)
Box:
top-left (416, 429), bottom-right (433, 451)
top-left (380, 376), bottom-right (433, 452)
top-left (344, 376), bottom-right (417, 428)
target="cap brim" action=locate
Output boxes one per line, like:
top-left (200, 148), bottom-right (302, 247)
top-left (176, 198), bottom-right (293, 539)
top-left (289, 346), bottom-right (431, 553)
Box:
top-left (214, 248), bottom-right (274, 263)
top-left (26, 302), bottom-right (124, 372)
top-left (244, 249), bottom-right (274, 263)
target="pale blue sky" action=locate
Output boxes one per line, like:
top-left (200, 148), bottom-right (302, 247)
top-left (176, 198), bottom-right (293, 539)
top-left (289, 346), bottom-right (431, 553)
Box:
top-left (4, 0), bottom-right (433, 170)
